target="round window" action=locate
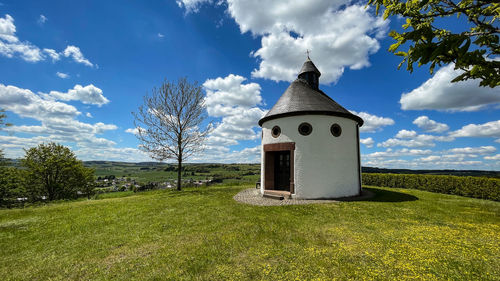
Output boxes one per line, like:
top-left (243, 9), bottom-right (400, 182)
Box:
top-left (330, 123), bottom-right (342, 137)
top-left (298, 122), bottom-right (312, 136)
top-left (271, 126), bottom-right (281, 138)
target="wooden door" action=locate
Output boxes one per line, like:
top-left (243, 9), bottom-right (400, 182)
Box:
top-left (274, 151), bottom-right (290, 191)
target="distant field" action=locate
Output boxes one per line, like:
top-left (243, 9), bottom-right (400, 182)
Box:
top-left (85, 161), bottom-right (261, 184)
top-left (0, 185), bottom-right (498, 280)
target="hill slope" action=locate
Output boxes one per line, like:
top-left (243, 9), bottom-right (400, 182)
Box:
top-left (0, 185), bottom-right (499, 280)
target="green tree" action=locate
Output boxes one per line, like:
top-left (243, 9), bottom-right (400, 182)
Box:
top-left (368, 0), bottom-right (499, 87)
top-left (0, 109), bottom-right (12, 165)
top-left (21, 143), bottom-right (95, 201)
top-left (0, 168), bottom-right (26, 207)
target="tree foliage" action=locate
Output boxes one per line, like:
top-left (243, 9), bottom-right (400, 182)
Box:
top-left (363, 173), bottom-right (500, 201)
top-left (133, 77), bottom-right (212, 191)
top-left (0, 167), bottom-right (26, 207)
top-left (0, 109), bottom-right (12, 163)
top-left (21, 143), bottom-right (95, 201)
top-left (368, 0), bottom-right (500, 87)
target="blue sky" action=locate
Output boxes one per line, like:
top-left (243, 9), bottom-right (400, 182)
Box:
top-left (0, 0), bottom-right (499, 169)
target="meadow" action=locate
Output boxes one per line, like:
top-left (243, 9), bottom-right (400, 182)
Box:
top-left (87, 161), bottom-right (260, 184)
top-left (0, 184), bottom-right (498, 280)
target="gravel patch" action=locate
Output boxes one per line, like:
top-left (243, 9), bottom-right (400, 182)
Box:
top-left (233, 188), bottom-right (374, 206)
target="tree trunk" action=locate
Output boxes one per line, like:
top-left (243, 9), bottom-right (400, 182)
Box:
top-left (177, 158), bottom-right (182, 191)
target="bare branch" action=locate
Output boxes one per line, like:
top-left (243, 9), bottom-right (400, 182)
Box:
top-left (131, 77), bottom-right (213, 190)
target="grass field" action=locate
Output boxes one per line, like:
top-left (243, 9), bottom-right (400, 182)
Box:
top-left (0, 185), bottom-right (499, 280)
top-left (88, 162), bottom-right (260, 184)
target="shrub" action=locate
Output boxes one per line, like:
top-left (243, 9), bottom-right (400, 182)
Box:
top-left (362, 173), bottom-right (500, 201)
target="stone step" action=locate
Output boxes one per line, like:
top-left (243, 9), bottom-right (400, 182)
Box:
top-left (263, 193), bottom-right (285, 200)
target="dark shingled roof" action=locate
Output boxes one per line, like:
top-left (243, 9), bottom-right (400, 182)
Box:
top-left (298, 58), bottom-right (321, 77)
top-left (259, 60), bottom-right (363, 127)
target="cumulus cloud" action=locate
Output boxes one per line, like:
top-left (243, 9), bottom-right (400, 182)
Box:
top-left (0, 14), bottom-right (44, 62)
top-left (203, 74), bottom-right (262, 115)
top-left (49, 84), bottom-right (110, 106)
top-left (395, 129), bottom-right (417, 139)
top-left (450, 120), bottom-right (500, 138)
top-left (413, 116), bottom-right (449, 133)
top-left (351, 111), bottom-right (394, 133)
top-left (0, 14), bottom-right (94, 66)
top-left (378, 132), bottom-right (454, 148)
top-left (43, 48), bottom-right (60, 61)
top-left (400, 64), bottom-right (500, 111)
top-left (62, 45), bottom-right (93, 67)
top-left (447, 146), bottom-right (496, 155)
top-left (0, 83), bottom-right (80, 119)
top-left (179, 1), bottom-right (388, 84)
top-left (0, 83), bottom-right (121, 159)
top-left (484, 154), bottom-right (500, 161)
top-left (360, 137), bottom-right (374, 148)
top-left (86, 112), bottom-right (93, 118)
top-left (361, 147), bottom-right (493, 169)
top-left (202, 74), bottom-right (266, 155)
top-left (56, 72), bottom-right (69, 79)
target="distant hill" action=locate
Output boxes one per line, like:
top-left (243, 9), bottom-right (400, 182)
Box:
top-left (4, 159), bottom-right (499, 178)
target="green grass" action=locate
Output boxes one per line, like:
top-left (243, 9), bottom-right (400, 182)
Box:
top-left (90, 162), bottom-right (260, 183)
top-left (1, 185), bottom-right (499, 280)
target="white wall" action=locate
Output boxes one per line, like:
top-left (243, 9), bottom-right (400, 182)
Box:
top-left (261, 115), bottom-right (360, 199)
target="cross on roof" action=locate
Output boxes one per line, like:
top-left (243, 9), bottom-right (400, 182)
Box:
top-left (306, 49), bottom-right (310, 59)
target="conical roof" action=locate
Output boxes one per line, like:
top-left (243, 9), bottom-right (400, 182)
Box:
top-left (298, 58), bottom-right (321, 77)
top-left (258, 60), bottom-right (363, 127)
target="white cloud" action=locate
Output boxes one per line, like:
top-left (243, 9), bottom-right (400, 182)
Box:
top-left (0, 83), bottom-right (80, 119)
top-left (86, 112), bottom-right (93, 118)
top-left (56, 72), bottom-right (69, 79)
top-left (49, 84), bottom-right (110, 106)
top-left (176, 0), bottom-right (212, 13)
top-left (351, 111), bottom-right (394, 133)
top-left (203, 74), bottom-right (266, 153)
top-left (157, 33), bottom-right (165, 38)
top-left (484, 154), bottom-right (500, 161)
top-left (364, 148), bottom-right (432, 159)
top-left (378, 133), bottom-right (454, 148)
top-left (447, 146), bottom-right (496, 155)
top-left (0, 14), bottom-right (94, 66)
top-left (0, 14), bottom-right (44, 62)
top-left (395, 129), bottom-right (417, 139)
top-left (360, 137), bottom-right (374, 148)
top-left (400, 64), bottom-right (500, 111)
top-left (450, 120), bottom-right (500, 138)
top-left (63, 45), bottom-right (93, 67)
top-left (37, 15), bottom-right (47, 25)
top-left (0, 83), bottom-right (123, 160)
top-left (125, 127), bottom-right (145, 136)
top-left (43, 48), bottom-right (60, 61)
top-left (236, 3), bottom-right (389, 84)
top-left (413, 116), bottom-right (449, 133)
top-left (203, 74), bottom-right (262, 116)
top-left (179, 1), bottom-right (388, 84)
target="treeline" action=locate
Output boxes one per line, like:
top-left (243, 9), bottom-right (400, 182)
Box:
top-left (0, 143), bottom-right (95, 208)
top-left (363, 173), bottom-right (500, 201)
top-left (362, 167), bottom-right (500, 178)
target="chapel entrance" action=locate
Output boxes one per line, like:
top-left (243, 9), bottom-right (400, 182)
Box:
top-left (274, 151), bottom-right (290, 191)
top-left (263, 142), bottom-right (295, 193)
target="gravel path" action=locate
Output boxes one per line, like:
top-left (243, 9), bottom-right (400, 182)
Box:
top-left (233, 188), bottom-right (374, 206)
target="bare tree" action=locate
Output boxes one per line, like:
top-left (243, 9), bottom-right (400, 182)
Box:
top-left (132, 78), bottom-right (211, 191)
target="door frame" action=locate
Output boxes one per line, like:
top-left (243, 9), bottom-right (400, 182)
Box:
top-left (263, 142), bottom-right (295, 194)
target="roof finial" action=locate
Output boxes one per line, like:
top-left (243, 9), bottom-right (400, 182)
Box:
top-left (306, 49), bottom-right (311, 60)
